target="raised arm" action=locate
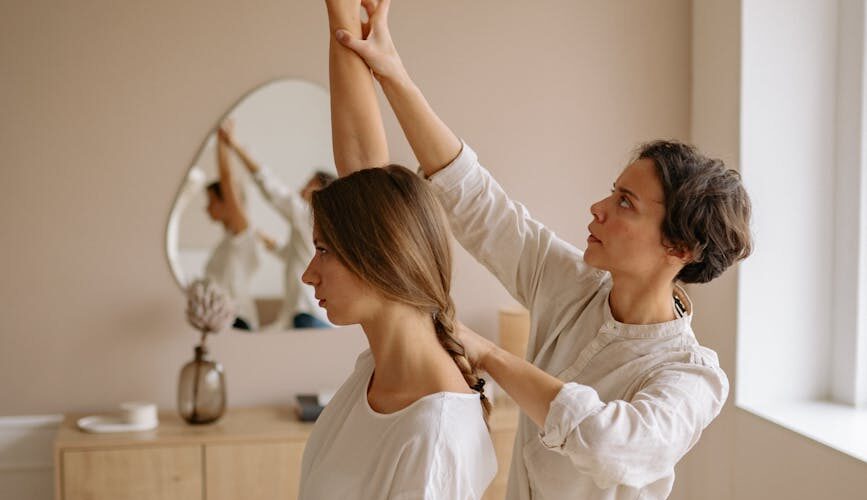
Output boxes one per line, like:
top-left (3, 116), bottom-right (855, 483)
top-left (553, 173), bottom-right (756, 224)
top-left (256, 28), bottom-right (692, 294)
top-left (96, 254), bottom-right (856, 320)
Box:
top-left (219, 126), bottom-right (302, 223)
top-left (220, 127), bottom-right (263, 175)
top-left (335, 0), bottom-right (462, 177)
top-left (327, 0), bottom-right (389, 176)
top-left (216, 120), bottom-right (249, 232)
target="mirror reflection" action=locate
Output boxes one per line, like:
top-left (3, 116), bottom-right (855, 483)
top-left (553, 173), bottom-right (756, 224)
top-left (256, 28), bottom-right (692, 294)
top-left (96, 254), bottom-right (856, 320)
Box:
top-left (167, 79), bottom-right (335, 332)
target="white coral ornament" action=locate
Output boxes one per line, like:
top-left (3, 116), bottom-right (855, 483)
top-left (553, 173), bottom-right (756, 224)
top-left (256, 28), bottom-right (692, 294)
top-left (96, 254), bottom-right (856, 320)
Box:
top-left (185, 279), bottom-right (236, 336)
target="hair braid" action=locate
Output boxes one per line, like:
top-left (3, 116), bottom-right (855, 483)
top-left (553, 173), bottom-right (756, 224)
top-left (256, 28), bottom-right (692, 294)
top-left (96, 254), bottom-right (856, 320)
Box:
top-left (432, 298), bottom-right (491, 428)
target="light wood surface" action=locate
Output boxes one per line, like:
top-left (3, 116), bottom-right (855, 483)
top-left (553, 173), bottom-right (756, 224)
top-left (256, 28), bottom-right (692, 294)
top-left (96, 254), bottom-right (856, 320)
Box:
top-left (62, 446), bottom-right (201, 500)
top-left (55, 406), bottom-right (314, 450)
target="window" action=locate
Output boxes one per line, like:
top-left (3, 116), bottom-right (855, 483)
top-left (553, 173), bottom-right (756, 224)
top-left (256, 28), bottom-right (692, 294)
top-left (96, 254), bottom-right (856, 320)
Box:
top-left (737, 0), bottom-right (867, 462)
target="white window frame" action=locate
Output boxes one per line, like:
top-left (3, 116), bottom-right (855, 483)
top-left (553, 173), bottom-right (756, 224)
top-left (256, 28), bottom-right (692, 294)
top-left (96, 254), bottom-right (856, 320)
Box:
top-left (832, 0), bottom-right (867, 409)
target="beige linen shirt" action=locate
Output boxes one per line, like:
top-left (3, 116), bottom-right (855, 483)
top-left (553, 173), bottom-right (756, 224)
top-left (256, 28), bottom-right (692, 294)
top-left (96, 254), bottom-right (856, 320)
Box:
top-left (425, 143), bottom-right (729, 500)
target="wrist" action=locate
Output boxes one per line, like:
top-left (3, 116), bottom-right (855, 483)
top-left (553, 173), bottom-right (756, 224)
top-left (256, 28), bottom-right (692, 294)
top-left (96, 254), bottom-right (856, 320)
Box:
top-left (325, 7), bottom-right (361, 34)
top-left (378, 66), bottom-right (414, 93)
top-left (477, 338), bottom-right (500, 373)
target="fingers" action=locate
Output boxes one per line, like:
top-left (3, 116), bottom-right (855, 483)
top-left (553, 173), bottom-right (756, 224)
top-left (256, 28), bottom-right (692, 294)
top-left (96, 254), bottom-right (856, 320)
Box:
top-left (360, 0), bottom-right (377, 19)
top-left (335, 29), bottom-right (366, 55)
top-left (378, 0), bottom-right (390, 20)
top-left (360, 0), bottom-right (376, 38)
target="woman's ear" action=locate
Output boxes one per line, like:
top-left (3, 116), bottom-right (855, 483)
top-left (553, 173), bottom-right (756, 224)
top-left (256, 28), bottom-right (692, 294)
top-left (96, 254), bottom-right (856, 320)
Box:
top-left (665, 242), bottom-right (693, 266)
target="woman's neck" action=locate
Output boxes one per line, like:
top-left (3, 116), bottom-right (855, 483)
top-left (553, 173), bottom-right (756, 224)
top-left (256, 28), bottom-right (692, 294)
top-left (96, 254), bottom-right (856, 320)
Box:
top-left (608, 273), bottom-right (678, 325)
top-left (360, 304), bottom-right (467, 400)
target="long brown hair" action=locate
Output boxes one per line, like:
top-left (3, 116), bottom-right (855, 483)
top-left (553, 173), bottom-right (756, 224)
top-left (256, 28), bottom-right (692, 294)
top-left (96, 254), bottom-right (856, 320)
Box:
top-left (311, 165), bottom-right (491, 426)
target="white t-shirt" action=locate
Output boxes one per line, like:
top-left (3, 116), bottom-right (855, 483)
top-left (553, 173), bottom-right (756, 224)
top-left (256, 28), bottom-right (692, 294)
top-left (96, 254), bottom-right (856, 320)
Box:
top-left (204, 227), bottom-right (260, 329)
top-left (299, 350), bottom-right (497, 500)
top-left (424, 142), bottom-right (729, 500)
top-left (251, 166), bottom-right (328, 327)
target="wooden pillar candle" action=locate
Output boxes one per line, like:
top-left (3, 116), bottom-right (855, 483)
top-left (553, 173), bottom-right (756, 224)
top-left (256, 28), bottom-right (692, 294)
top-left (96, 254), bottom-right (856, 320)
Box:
top-left (498, 307), bottom-right (530, 360)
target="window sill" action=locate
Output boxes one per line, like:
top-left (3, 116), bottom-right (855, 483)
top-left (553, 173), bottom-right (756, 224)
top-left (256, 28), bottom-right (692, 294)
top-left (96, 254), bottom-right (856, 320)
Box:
top-left (737, 399), bottom-right (867, 463)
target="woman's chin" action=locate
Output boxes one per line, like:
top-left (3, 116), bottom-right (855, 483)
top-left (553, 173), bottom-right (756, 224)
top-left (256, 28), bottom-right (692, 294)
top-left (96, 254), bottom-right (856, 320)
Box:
top-left (582, 250), bottom-right (607, 271)
top-left (583, 248), bottom-right (598, 265)
top-left (324, 311), bottom-right (353, 327)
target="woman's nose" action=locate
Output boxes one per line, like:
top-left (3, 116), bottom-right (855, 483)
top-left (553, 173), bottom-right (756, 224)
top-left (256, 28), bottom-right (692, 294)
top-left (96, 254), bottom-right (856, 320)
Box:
top-left (301, 259), bottom-right (318, 287)
top-left (590, 199), bottom-right (605, 223)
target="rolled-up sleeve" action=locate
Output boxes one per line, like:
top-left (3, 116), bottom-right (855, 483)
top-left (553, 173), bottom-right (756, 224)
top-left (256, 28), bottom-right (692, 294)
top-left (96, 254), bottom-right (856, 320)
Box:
top-left (539, 363), bottom-right (729, 490)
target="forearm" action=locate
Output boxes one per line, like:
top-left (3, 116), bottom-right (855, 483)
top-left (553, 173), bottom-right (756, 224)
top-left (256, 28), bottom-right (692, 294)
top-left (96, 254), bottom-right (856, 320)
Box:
top-left (231, 142), bottom-right (261, 174)
top-left (482, 343), bottom-right (563, 428)
top-left (217, 140), bottom-right (233, 182)
top-left (217, 138), bottom-right (248, 230)
top-left (379, 75), bottom-right (462, 178)
top-left (327, 1), bottom-right (388, 176)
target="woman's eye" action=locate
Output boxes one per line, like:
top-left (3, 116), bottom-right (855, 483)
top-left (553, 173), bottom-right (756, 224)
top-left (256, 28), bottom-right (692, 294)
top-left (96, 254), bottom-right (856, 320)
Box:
top-left (316, 246), bottom-right (328, 254)
top-left (618, 197), bottom-right (631, 208)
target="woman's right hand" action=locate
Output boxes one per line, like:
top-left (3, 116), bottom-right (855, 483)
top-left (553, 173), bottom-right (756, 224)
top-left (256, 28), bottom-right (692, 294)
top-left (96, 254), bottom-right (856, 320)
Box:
top-left (334, 0), bottom-right (407, 84)
top-left (454, 321), bottom-right (498, 372)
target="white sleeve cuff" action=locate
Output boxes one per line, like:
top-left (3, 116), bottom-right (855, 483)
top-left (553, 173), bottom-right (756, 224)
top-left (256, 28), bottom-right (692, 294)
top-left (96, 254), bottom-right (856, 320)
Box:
top-left (419, 141), bottom-right (483, 193)
top-left (539, 382), bottom-right (604, 450)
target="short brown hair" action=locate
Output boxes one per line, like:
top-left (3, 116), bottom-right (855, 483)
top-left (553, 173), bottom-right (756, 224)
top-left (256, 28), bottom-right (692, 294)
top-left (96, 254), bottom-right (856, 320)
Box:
top-left (636, 140), bottom-right (753, 284)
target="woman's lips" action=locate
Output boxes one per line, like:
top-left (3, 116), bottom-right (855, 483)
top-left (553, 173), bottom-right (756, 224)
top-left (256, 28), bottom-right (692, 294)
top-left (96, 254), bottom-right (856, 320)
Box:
top-left (587, 234), bottom-right (601, 244)
top-left (318, 299), bottom-right (326, 308)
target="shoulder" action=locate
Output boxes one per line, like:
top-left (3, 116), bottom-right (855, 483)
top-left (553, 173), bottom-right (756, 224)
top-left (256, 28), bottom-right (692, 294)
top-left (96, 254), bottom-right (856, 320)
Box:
top-left (411, 394), bottom-right (491, 453)
top-left (638, 338), bottom-right (730, 401)
top-left (392, 393), bottom-right (486, 437)
top-left (230, 228), bottom-right (258, 248)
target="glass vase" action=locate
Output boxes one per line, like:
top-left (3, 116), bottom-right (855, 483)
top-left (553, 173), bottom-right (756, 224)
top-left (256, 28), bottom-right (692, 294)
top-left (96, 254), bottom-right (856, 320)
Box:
top-left (177, 344), bottom-right (226, 424)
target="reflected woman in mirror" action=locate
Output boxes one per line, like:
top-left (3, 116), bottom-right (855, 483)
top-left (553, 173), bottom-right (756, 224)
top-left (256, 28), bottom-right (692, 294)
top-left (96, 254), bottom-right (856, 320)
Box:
top-left (203, 119), bottom-right (261, 331)
top-left (333, 0), bottom-right (753, 498)
top-left (218, 125), bottom-right (333, 329)
top-left (295, 1), bottom-right (496, 498)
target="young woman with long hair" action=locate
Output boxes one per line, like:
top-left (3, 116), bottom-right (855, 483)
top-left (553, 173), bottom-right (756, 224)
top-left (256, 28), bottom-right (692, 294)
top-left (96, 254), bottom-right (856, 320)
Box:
top-left (295, 1), bottom-right (496, 498)
top-left (332, 1), bottom-right (753, 499)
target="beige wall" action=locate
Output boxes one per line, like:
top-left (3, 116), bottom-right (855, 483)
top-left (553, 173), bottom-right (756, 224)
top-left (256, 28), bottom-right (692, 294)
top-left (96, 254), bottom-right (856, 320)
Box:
top-left (0, 0), bottom-right (690, 415)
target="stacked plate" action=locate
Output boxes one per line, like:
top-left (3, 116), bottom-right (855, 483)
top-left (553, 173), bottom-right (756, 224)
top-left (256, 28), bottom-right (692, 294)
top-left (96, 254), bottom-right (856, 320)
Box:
top-left (77, 402), bottom-right (159, 433)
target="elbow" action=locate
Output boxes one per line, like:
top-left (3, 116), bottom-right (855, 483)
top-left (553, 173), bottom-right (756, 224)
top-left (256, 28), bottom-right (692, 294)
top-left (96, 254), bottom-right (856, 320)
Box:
top-left (570, 444), bottom-right (679, 490)
top-left (545, 422), bottom-right (689, 490)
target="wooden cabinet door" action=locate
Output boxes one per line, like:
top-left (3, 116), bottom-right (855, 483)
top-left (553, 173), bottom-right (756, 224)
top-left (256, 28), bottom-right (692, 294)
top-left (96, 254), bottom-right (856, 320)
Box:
top-left (62, 446), bottom-right (202, 500)
top-left (204, 441), bottom-right (304, 500)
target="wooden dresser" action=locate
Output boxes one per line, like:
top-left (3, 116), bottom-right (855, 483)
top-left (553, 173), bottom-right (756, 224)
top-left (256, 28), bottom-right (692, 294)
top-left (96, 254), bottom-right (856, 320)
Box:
top-left (54, 402), bottom-right (519, 500)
